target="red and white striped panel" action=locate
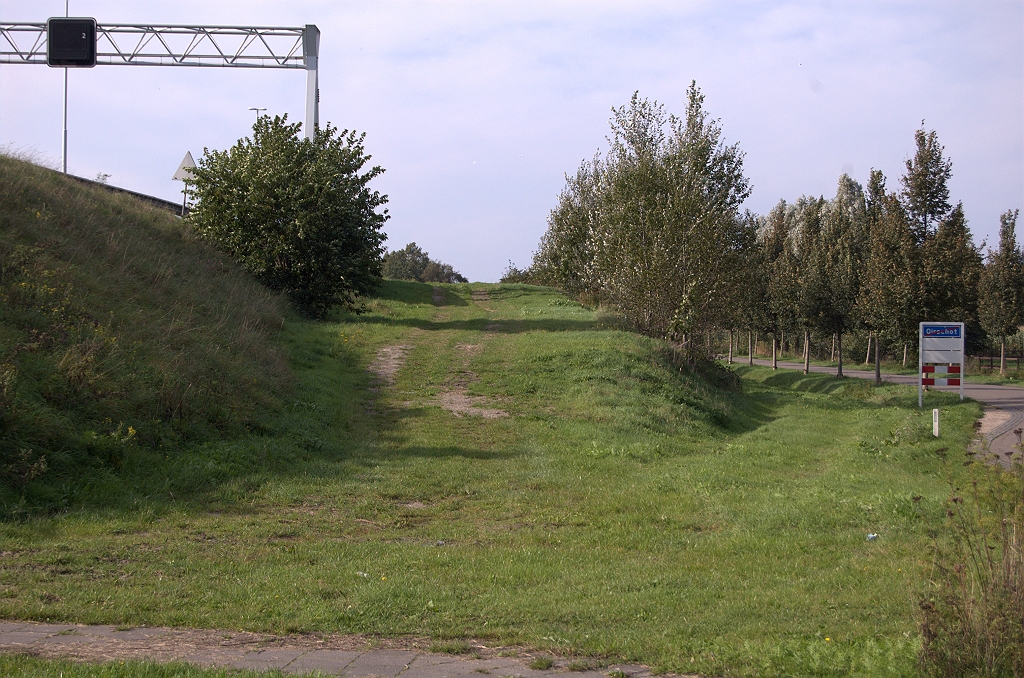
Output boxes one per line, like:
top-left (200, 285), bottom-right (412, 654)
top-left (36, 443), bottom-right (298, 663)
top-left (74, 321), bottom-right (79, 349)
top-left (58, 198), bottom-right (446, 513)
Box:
top-left (922, 365), bottom-right (961, 374)
top-left (921, 378), bottom-right (960, 386)
top-left (922, 364), bottom-right (961, 386)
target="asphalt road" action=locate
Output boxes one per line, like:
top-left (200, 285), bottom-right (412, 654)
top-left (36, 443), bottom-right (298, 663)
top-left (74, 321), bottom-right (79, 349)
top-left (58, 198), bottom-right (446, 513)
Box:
top-left (740, 357), bottom-right (1024, 460)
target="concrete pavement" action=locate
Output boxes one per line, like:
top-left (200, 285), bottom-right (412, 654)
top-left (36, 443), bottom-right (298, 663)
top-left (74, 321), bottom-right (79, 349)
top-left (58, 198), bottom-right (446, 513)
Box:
top-left (0, 621), bottom-right (662, 678)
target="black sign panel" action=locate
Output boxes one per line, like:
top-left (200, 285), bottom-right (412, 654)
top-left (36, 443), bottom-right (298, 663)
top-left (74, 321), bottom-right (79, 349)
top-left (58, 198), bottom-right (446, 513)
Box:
top-left (47, 18), bottom-right (97, 67)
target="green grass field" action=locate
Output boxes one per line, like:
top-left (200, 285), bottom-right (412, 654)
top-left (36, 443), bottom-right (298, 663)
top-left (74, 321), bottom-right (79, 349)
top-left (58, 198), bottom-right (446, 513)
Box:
top-left (0, 279), bottom-right (980, 677)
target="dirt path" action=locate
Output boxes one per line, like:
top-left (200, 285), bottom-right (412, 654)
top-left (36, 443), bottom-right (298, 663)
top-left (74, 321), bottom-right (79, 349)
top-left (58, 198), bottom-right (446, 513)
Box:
top-left (364, 290), bottom-right (508, 418)
top-left (432, 343), bottom-right (508, 419)
top-left (0, 620), bottom-right (667, 678)
top-left (367, 345), bottom-right (412, 388)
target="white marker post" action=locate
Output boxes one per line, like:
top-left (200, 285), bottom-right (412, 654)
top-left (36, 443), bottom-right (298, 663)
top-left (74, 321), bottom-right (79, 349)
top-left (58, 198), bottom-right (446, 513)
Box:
top-left (933, 409), bottom-right (940, 437)
top-left (172, 151), bottom-right (196, 216)
top-left (919, 322), bottom-right (965, 408)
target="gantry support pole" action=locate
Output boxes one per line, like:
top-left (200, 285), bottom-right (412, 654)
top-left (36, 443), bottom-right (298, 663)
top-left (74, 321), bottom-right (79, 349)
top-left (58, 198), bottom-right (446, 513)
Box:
top-left (304, 24), bottom-right (319, 138)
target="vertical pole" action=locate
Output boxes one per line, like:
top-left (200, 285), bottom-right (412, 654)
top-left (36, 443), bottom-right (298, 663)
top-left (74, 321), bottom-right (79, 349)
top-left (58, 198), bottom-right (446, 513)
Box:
top-left (874, 332), bottom-right (881, 385)
top-left (61, 1), bottom-right (69, 173)
top-left (303, 24), bottom-right (320, 138)
top-left (960, 325), bottom-right (965, 401)
top-left (62, 68), bottom-right (68, 173)
top-left (918, 323), bottom-right (923, 408)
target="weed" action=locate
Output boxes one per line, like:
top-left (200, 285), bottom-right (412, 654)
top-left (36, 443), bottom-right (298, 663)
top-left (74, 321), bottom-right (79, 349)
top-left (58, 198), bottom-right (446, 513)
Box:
top-left (567, 659), bottom-right (593, 671)
top-left (607, 671), bottom-right (628, 678)
top-left (529, 657), bottom-right (554, 670)
top-left (918, 444), bottom-right (1024, 676)
top-left (431, 639), bottom-right (472, 655)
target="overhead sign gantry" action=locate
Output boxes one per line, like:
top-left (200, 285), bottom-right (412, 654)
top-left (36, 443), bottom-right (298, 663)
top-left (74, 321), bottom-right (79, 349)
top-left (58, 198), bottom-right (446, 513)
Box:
top-left (1, 18), bottom-right (320, 168)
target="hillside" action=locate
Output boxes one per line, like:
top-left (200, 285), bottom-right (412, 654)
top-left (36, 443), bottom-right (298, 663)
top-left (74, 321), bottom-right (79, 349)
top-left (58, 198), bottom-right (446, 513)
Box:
top-left (0, 154), bottom-right (291, 514)
top-left (0, 254), bottom-right (982, 676)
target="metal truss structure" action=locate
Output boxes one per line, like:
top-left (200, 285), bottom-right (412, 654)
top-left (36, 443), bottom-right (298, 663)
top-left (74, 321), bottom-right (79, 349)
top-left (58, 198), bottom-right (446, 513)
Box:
top-left (0, 22), bottom-right (320, 133)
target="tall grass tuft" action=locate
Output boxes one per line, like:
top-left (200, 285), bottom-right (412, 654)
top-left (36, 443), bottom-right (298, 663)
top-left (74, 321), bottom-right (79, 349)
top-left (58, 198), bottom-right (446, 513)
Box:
top-left (0, 152), bottom-right (291, 515)
top-left (918, 443), bottom-right (1024, 676)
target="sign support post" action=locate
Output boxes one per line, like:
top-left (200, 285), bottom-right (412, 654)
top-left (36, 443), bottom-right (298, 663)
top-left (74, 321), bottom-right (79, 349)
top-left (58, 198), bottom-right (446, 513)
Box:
top-left (919, 322), bottom-right (965, 408)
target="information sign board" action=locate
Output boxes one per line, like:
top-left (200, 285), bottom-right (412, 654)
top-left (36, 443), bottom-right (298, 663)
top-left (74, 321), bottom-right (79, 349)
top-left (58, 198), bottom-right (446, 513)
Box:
top-left (919, 322), bottom-right (965, 407)
top-left (47, 18), bottom-right (97, 68)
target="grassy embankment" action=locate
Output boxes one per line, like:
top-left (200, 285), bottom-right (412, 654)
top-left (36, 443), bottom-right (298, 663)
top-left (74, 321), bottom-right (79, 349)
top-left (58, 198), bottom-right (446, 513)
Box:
top-left (0, 154), bottom-right (290, 515)
top-left (0, 156), bottom-right (983, 676)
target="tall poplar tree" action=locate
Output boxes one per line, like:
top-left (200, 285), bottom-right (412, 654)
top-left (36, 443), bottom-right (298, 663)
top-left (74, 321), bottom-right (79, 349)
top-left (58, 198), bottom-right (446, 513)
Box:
top-left (809, 175), bottom-right (867, 378)
top-left (900, 127), bottom-right (953, 243)
top-left (857, 172), bottom-right (922, 365)
top-left (979, 209), bottom-right (1024, 375)
top-left (921, 203), bottom-right (984, 351)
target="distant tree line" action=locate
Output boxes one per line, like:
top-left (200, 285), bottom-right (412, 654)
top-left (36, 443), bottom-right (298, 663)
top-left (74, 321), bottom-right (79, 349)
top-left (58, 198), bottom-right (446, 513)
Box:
top-left (383, 242), bottom-right (468, 284)
top-left (507, 85), bottom-right (1024, 376)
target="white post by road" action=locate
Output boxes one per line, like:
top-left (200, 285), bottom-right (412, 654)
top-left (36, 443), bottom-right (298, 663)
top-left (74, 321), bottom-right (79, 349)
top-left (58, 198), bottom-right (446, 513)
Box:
top-left (933, 409), bottom-right (940, 437)
top-left (304, 24), bottom-right (320, 138)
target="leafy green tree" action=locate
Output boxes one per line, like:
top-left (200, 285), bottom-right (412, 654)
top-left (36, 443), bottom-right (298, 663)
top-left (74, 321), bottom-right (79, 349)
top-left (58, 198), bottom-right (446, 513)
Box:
top-left (901, 127), bottom-right (953, 243)
top-left (979, 209), bottom-right (1024, 375)
top-left (590, 85), bottom-right (750, 340)
top-left (420, 260), bottom-right (468, 284)
top-left (759, 200), bottom-right (800, 368)
top-left (382, 242), bottom-right (468, 284)
top-left (857, 171), bottom-right (923, 366)
top-left (187, 115), bottom-right (388, 318)
top-left (921, 203), bottom-right (984, 352)
top-left (531, 157), bottom-right (603, 299)
top-left (810, 176), bottom-right (867, 377)
top-left (382, 242), bottom-right (430, 281)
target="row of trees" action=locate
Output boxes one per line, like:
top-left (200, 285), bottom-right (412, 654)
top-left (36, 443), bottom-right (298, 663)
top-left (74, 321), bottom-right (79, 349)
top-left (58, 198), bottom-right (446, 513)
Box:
top-left (511, 87), bottom-right (1024, 375)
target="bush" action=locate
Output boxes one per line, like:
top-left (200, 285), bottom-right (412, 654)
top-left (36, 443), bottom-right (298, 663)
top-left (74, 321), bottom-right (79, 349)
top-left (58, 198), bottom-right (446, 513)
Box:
top-left (187, 115), bottom-right (389, 318)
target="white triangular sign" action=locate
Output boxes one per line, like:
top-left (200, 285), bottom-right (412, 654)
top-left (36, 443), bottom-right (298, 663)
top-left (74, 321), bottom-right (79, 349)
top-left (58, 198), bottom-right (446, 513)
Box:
top-left (172, 151), bottom-right (196, 181)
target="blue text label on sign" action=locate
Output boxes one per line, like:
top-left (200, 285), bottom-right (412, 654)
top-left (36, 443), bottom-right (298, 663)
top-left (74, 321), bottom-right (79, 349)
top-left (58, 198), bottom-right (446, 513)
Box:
top-left (922, 325), bottom-right (961, 338)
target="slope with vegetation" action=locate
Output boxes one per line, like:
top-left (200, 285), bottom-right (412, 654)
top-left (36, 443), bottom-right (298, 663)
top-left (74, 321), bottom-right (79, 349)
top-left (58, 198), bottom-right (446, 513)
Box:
top-left (0, 154), bottom-right (290, 514)
top-left (0, 252), bottom-right (986, 676)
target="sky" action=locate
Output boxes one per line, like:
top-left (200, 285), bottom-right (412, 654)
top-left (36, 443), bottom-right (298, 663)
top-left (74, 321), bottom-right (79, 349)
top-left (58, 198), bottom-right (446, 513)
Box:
top-left (1, 1), bottom-right (1022, 282)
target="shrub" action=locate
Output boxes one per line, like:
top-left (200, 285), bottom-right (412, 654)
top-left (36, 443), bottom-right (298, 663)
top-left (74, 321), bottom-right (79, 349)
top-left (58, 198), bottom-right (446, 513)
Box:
top-left (918, 445), bottom-right (1024, 676)
top-left (187, 115), bottom-right (389, 318)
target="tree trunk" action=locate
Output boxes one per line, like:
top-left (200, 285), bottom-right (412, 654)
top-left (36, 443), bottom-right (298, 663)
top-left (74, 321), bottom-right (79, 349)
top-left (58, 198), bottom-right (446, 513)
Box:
top-left (728, 330), bottom-right (733, 364)
top-left (772, 332), bottom-right (778, 370)
top-left (836, 333), bottom-right (844, 378)
top-left (803, 328), bottom-right (810, 375)
top-left (864, 332), bottom-right (872, 365)
top-left (903, 343), bottom-right (908, 367)
top-left (748, 330), bottom-right (753, 366)
top-left (754, 332), bottom-right (758, 358)
top-left (831, 334), bottom-right (836, 363)
top-left (1001, 337), bottom-right (1007, 377)
top-left (781, 329), bottom-right (785, 357)
top-left (874, 333), bottom-right (881, 386)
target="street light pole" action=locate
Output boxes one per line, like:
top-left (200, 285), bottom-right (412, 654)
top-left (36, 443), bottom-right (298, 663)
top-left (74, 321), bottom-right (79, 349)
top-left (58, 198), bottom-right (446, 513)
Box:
top-left (248, 107), bottom-right (266, 125)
